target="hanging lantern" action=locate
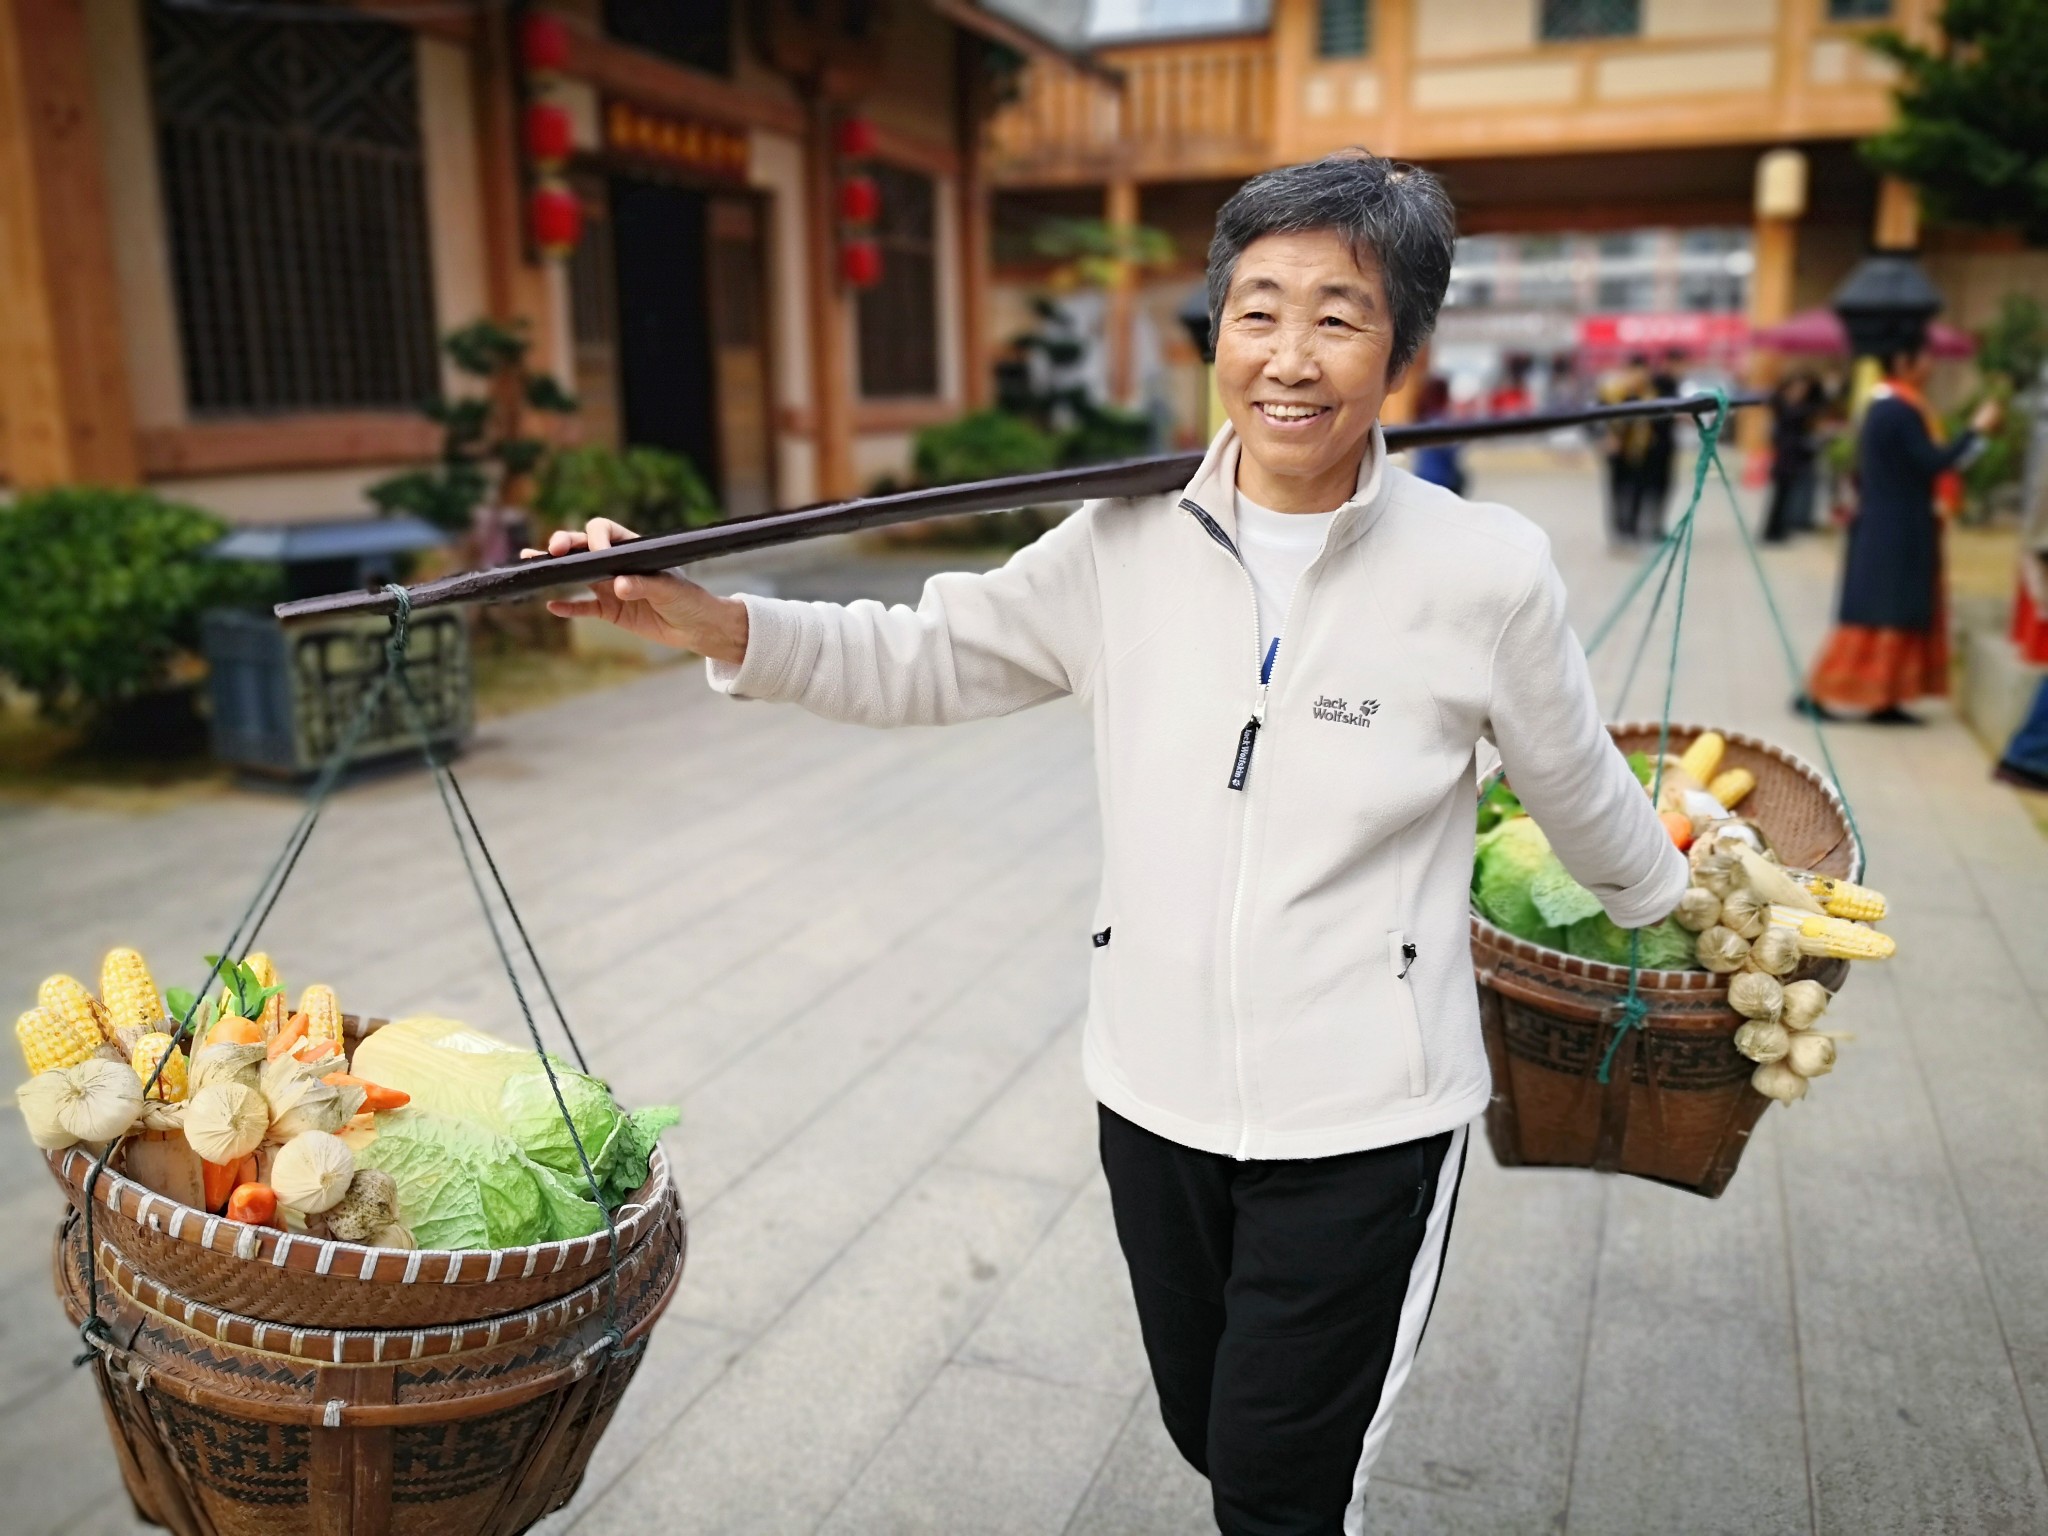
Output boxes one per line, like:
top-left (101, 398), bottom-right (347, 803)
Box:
top-left (841, 238), bottom-right (882, 288)
top-left (531, 182), bottom-right (582, 258)
top-left (519, 12), bottom-right (572, 77)
top-left (524, 102), bottom-right (574, 169)
top-left (834, 116), bottom-right (877, 158)
top-left (838, 174), bottom-right (880, 224)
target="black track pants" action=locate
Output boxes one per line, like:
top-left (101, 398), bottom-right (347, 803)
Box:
top-left (1099, 1105), bottom-right (1469, 1536)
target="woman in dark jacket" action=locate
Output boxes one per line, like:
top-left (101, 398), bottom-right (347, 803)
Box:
top-left (1802, 346), bottom-right (2000, 722)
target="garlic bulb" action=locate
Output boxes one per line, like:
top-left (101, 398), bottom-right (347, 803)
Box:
top-left (1691, 851), bottom-right (1743, 899)
top-left (371, 1221), bottom-right (416, 1251)
top-left (17, 1060), bottom-right (145, 1149)
top-left (270, 1130), bottom-right (355, 1215)
top-left (1695, 925), bottom-right (1751, 974)
top-left (260, 1055), bottom-right (364, 1140)
top-left (1673, 887), bottom-right (1722, 933)
top-left (1728, 971), bottom-right (1784, 1023)
top-left (1780, 979), bottom-right (1831, 1031)
top-left (189, 1042), bottom-right (265, 1097)
top-left (1746, 927), bottom-right (1802, 979)
top-left (1734, 1020), bottom-right (1791, 1064)
top-left (183, 1081), bottom-right (268, 1164)
top-left (1752, 1060), bottom-right (1808, 1103)
top-left (1718, 888), bottom-right (1770, 942)
top-left (1785, 1031), bottom-right (1837, 1078)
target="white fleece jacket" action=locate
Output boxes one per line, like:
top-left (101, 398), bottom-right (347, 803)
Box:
top-left (710, 423), bottom-right (1688, 1159)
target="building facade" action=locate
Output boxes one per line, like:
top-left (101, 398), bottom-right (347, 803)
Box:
top-left (0, 0), bottom-right (1037, 518)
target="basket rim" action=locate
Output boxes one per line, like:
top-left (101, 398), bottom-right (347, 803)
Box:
top-left (52, 1142), bottom-right (673, 1286)
top-left (1471, 721), bottom-right (1865, 992)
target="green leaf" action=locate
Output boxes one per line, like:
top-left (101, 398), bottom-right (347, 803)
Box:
top-left (1530, 857), bottom-right (1607, 928)
top-left (523, 374), bottom-right (578, 414)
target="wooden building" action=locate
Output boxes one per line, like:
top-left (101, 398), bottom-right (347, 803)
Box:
top-left (0, 0), bottom-right (1056, 517)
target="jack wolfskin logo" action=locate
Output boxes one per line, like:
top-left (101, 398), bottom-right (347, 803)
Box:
top-left (1311, 695), bottom-right (1380, 727)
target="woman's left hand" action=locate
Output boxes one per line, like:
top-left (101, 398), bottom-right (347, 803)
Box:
top-left (1970, 398), bottom-right (2004, 436)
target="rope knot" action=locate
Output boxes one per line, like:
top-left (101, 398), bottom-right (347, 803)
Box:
top-left (382, 582), bottom-right (414, 670)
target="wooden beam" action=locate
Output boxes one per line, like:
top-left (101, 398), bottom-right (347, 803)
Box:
top-left (471, 6), bottom-right (562, 426)
top-left (137, 415), bottom-right (441, 478)
top-left (0, 0), bottom-right (137, 486)
top-left (1874, 176), bottom-right (1921, 251)
top-left (548, 8), bottom-right (806, 137)
top-left (805, 97), bottom-right (856, 499)
top-left (1105, 177), bottom-right (1139, 405)
top-left (957, 35), bottom-right (994, 411)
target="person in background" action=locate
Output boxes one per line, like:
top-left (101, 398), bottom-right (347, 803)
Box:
top-left (1994, 516), bottom-right (2048, 792)
top-left (1799, 343), bottom-right (2001, 723)
top-left (1409, 376), bottom-right (1465, 497)
top-left (1637, 350), bottom-right (1684, 543)
top-left (1597, 359), bottom-right (1654, 549)
top-left (1762, 370), bottom-right (1825, 543)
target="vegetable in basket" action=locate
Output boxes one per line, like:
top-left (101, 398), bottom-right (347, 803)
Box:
top-left (347, 1109), bottom-right (611, 1250)
top-left (1471, 819), bottom-right (1563, 948)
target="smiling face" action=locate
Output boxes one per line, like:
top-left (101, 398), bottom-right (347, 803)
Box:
top-left (1214, 228), bottom-right (1404, 514)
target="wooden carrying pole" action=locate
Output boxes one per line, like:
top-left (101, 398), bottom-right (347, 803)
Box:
top-left (277, 393), bottom-right (1757, 623)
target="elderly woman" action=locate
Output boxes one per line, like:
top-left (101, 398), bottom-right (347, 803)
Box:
top-left (540, 152), bottom-right (1684, 1535)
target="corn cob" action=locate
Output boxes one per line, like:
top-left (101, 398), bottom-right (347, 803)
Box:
top-left (99, 948), bottom-right (166, 1038)
top-left (1678, 731), bottom-right (1726, 786)
top-left (39, 974), bottom-right (113, 1045)
top-left (1708, 767), bottom-right (1756, 810)
top-left (245, 953), bottom-right (288, 1037)
top-left (299, 984), bottom-right (344, 1050)
top-left (129, 1031), bottom-right (188, 1101)
top-left (1767, 904), bottom-right (1896, 960)
top-left (1799, 874), bottom-right (1888, 921)
top-left (15, 1006), bottom-right (102, 1074)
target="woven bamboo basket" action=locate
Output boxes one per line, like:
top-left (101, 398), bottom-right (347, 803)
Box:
top-left (47, 1015), bottom-right (676, 1328)
top-left (1474, 724), bottom-right (1861, 1198)
top-left (57, 1200), bottom-right (684, 1536)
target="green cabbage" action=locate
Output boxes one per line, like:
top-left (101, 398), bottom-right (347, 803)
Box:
top-left (353, 1109), bottom-right (608, 1250)
top-left (351, 1016), bottom-right (678, 1207)
top-left (1564, 913), bottom-right (1698, 971)
top-left (1472, 818), bottom-right (1563, 946)
top-left (1529, 857), bottom-right (1606, 929)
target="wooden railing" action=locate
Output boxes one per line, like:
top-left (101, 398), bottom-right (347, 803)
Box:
top-left (987, 36), bottom-right (1274, 182)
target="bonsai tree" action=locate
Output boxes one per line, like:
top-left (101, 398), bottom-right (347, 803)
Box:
top-left (370, 320), bottom-right (577, 558)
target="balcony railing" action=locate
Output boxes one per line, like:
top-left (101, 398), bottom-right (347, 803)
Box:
top-left (987, 37), bottom-right (1274, 182)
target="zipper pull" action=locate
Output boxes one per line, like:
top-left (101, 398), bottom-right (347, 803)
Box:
top-left (1228, 685), bottom-right (1270, 791)
top-left (1399, 942), bottom-right (1418, 980)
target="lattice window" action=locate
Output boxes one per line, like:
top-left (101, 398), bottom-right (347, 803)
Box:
top-left (1316, 0), bottom-right (1371, 58)
top-left (1826, 0), bottom-right (1892, 18)
top-left (147, 1), bottom-right (439, 417)
top-left (856, 165), bottom-right (940, 399)
top-left (1538, 0), bottom-right (1641, 41)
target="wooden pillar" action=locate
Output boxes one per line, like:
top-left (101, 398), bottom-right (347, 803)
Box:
top-left (1105, 176), bottom-right (1138, 406)
top-left (805, 96), bottom-right (856, 499)
top-left (0, 0), bottom-right (137, 487)
top-left (1874, 176), bottom-right (1921, 252)
top-left (956, 38), bottom-right (993, 411)
top-left (471, 8), bottom-right (558, 387)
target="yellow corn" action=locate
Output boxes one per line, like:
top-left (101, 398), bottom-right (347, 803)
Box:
top-left (39, 974), bottom-right (113, 1045)
top-left (245, 952), bottom-right (287, 1036)
top-left (1708, 768), bottom-right (1756, 810)
top-left (1800, 875), bottom-right (1888, 921)
top-left (100, 948), bottom-right (166, 1038)
top-left (1678, 731), bottom-right (1726, 786)
top-left (129, 1032), bottom-right (188, 1101)
top-left (15, 1006), bottom-right (102, 1074)
top-left (1768, 905), bottom-right (1895, 960)
top-left (300, 984), bottom-right (344, 1048)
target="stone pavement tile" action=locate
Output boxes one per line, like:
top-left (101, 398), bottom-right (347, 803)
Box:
top-left (0, 1369), bottom-right (127, 1536)
top-left (535, 1319), bottom-right (744, 1531)
top-left (1778, 967), bottom-right (2048, 1534)
top-left (814, 1363), bottom-right (1131, 1536)
top-left (1564, 1134), bottom-right (1810, 1536)
top-left (1361, 1479), bottom-right (1564, 1536)
top-left (957, 1177), bottom-right (1147, 1398)
top-left (1371, 1151), bottom-right (1598, 1526)
top-left (1061, 1387), bottom-right (1213, 1536)
top-left (565, 1166), bottom-right (1070, 1536)
top-left (943, 1019), bottom-right (1100, 1191)
top-left (52, 1494), bottom-right (152, 1536)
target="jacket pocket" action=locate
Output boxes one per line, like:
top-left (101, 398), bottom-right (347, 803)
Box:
top-left (1386, 929), bottom-right (1427, 1098)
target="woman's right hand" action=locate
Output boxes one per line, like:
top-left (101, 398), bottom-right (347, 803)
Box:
top-left (1970, 398), bottom-right (2004, 436)
top-left (521, 518), bottom-right (750, 664)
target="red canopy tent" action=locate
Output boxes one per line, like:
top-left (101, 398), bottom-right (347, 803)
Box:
top-left (1750, 307), bottom-right (1977, 358)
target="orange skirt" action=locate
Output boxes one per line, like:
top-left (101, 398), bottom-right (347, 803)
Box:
top-left (1808, 623), bottom-right (1949, 712)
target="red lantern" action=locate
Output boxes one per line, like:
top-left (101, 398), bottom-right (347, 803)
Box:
top-left (531, 183), bottom-right (582, 257)
top-left (840, 239), bottom-right (882, 288)
top-left (519, 12), bottom-right (572, 76)
top-left (524, 102), bottom-right (573, 168)
top-left (834, 116), bottom-right (877, 158)
top-left (838, 174), bottom-right (879, 224)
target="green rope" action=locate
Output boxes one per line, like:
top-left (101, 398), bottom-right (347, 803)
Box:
top-left (1582, 519), bottom-right (1686, 660)
top-left (1611, 507), bottom-right (1692, 721)
top-left (1595, 391), bottom-right (1718, 1085)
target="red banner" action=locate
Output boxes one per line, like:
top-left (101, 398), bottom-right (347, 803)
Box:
top-left (1577, 312), bottom-right (1750, 354)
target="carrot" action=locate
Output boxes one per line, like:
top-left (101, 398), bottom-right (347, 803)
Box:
top-left (235, 1150), bottom-right (260, 1188)
top-left (1660, 810), bottom-right (1695, 851)
top-left (226, 1184), bottom-right (277, 1226)
top-left (202, 1159), bottom-right (239, 1212)
top-left (266, 1012), bottom-right (309, 1060)
top-left (294, 1039), bottom-right (339, 1063)
top-left (323, 1072), bottom-right (409, 1112)
top-left (210, 1016), bottom-right (263, 1046)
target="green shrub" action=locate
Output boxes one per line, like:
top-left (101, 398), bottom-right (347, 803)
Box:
top-left (532, 445), bottom-right (721, 536)
top-left (1058, 402), bottom-right (1153, 467)
top-left (0, 487), bottom-right (273, 720)
top-left (912, 410), bottom-right (1059, 487)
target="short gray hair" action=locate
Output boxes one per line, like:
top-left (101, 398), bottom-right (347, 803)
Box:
top-left (1206, 150), bottom-right (1456, 378)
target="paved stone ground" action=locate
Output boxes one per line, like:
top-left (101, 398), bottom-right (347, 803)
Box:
top-left (6, 458), bottom-right (2047, 1536)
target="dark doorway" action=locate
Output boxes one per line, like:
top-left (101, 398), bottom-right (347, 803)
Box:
top-left (610, 177), bottom-right (719, 489)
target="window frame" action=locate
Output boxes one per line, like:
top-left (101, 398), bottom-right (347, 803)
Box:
top-left (1537, 0), bottom-right (1643, 43)
top-left (1315, 0), bottom-right (1372, 60)
top-left (854, 161), bottom-right (944, 402)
